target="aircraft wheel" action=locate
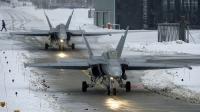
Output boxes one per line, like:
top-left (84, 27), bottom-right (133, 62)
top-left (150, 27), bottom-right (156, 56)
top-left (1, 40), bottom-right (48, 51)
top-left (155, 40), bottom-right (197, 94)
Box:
top-left (45, 43), bottom-right (49, 50)
top-left (113, 88), bottom-right (116, 95)
top-left (126, 81), bottom-right (131, 92)
top-left (72, 43), bottom-right (75, 50)
top-left (107, 87), bottom-right (110, 95)
top-left (82, 81), bottom-right (88, 92)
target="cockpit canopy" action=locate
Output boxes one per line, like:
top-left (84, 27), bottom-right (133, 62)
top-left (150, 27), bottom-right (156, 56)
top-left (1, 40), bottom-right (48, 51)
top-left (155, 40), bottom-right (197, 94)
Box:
top-left (56, 24), bottom-right (66, 30)
top-left (107, 49), bottom-right (118, 59)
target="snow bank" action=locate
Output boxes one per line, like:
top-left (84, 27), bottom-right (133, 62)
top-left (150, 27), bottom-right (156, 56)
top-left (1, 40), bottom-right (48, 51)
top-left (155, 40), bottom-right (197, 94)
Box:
top-left (140, 66), bottom-right (200, 103)
top-left (0, 50), bottom-right (65, 112)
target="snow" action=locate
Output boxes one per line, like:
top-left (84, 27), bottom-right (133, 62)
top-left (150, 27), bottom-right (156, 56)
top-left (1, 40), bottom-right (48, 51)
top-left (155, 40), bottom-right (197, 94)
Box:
top-left (140, 66), bottom-right (200, 103)
top-left (0, 5), bottom-right (200, 111)
top-left (0, 50), bottom-right (64, 112)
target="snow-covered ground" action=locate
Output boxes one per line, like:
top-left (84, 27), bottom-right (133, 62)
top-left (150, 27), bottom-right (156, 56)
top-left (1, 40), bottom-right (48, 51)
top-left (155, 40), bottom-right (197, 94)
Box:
top-left (0, 50), bottom-right (64, 112)
top-left (0, 5), bottom-right (200, 112)
top-left (140, 66), bottom-right (200, 103)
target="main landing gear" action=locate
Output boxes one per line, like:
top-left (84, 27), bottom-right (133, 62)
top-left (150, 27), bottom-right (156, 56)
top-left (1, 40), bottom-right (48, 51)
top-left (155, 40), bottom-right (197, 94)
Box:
top-left (81, 77), bottom-right (131, 95)
top-left (66, 40), bottom-right (75, 50)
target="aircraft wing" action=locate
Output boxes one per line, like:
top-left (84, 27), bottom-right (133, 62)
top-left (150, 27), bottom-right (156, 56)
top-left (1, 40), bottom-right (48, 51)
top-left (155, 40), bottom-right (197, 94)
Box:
top-left (31, 28), bottom-right (58, 33)
top-left (69, 30), bottom-right (124, 36)
top-left (10, 31), bottom-right (50, 36)
top-left (57, 58), bottom-right (107, 65)
top-left (25, 58), bottom-right (107, 69)
top-left (9, 29), bottom-right (60, 36)
top-left (57, 58), bottom-right (88, 63)
top-left (123, 62), bottom-right (192, 70)
top-left (24, 62), bottom-right (89, 70)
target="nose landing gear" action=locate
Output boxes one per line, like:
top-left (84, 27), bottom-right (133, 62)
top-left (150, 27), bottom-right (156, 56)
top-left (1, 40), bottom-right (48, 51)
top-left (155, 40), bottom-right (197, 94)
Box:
top-left (58, 45), bottom-right (65, 51)
top-left (107, 77), bottom-right (116, 95)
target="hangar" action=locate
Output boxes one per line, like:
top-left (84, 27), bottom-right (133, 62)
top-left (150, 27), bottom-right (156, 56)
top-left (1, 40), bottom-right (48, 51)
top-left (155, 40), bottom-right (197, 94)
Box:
top-left (94, 0), bottom-right (200, 30)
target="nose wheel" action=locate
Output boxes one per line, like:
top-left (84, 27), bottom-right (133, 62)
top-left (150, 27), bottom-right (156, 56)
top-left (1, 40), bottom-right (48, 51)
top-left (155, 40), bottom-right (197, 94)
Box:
top-left (107, 77), bottom-right (116, 95)
top-left (107, 87), bottom-right (116, 95)
top-left (58, 45), bottom-right (65, 51)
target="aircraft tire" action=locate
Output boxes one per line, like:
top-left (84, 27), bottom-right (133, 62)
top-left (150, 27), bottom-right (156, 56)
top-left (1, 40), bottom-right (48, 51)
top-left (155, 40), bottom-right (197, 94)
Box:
top-left (82, 81), bottom-right (87, 92)
top-left (126, 81), bottom-right (131, 92)
top-left (113, 88), bottom-right (116, 95)
top-left (45, 43), bottom-right (49, 50)
top-left (72, 43), bottom-right (75, 50)
top-left (107, 87), bottom-right (110, 95)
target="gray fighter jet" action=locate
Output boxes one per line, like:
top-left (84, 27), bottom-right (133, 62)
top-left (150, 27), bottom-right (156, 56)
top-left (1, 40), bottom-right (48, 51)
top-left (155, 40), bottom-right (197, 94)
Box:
top-left (10, 10), bottom-right (121, 51)
top-left (24, 26), bottom-right (192, 95)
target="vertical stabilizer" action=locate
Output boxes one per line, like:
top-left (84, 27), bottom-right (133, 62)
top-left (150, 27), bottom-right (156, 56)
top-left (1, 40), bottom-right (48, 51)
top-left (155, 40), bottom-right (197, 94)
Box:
top-left (116, 26), bottom-right (129, 58)
top-left (83, 34), bottom-right (93, 59)
top-left (66, 10), bottom-right (74, 30)
top-left (44, 11), bottom-right (52, 30)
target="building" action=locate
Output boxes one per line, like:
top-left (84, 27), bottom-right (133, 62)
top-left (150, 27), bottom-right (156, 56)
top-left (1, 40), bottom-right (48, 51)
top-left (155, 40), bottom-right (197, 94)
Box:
top-left (94, 0), bottom-right (200, 30)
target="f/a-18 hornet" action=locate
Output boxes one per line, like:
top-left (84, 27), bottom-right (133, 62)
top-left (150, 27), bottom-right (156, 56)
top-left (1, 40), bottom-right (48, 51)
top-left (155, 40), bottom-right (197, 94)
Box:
top-left (24, 26), bottom-right (192, 95)
top-left (10, 10), bottom-right (120, 51)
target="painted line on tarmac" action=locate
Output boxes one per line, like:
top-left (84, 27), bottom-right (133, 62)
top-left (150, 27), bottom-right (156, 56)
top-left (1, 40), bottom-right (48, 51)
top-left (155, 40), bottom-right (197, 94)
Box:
top-left (81, 70), bottom-right (168, 111)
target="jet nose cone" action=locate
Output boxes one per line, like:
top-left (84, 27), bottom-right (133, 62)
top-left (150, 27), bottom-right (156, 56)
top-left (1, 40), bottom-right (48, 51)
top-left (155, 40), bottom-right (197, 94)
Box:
top-left (109, 67), bottom-right (122, 78)
top-left (114, 72), bottom-right (121, 76)
top-left (59, 33), bottom-right (67, 39)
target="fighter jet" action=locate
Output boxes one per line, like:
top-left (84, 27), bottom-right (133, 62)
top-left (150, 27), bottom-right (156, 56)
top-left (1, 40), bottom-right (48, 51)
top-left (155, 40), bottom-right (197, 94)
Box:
top-left (24, 26), bottom-right (192, 95)
top-left (10, 10), bottom-right (121, 51)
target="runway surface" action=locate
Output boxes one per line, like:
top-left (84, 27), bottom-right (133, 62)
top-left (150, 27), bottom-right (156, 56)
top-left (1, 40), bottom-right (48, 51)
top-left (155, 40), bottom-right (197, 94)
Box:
top-left (1, 8), bottom-right (200, 112)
